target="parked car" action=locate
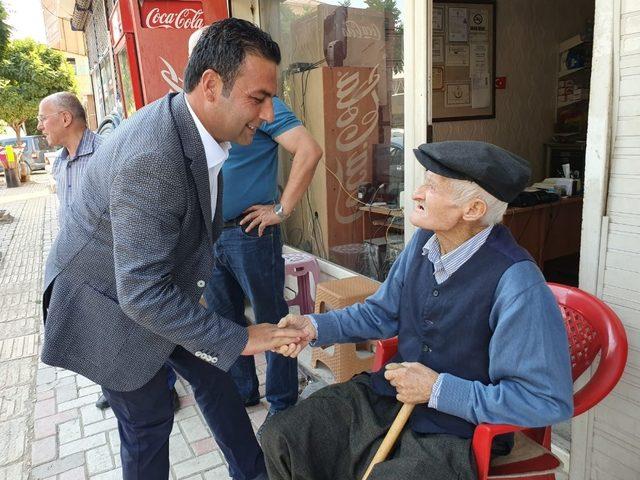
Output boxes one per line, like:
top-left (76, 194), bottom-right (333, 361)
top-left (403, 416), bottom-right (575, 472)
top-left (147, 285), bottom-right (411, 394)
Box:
top-left (0, 135), bottom-right (58, 173)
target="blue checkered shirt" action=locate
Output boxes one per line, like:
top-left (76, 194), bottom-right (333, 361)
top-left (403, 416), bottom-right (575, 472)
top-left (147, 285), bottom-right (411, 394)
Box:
top-left (52, 129), bottom-right (102, 226)
top-left (422, 226), bottom-right (494, 285)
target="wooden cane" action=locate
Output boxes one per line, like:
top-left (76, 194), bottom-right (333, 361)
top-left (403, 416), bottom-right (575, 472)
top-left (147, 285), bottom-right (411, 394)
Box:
top-left (361, 364), bottom-right (416, 480)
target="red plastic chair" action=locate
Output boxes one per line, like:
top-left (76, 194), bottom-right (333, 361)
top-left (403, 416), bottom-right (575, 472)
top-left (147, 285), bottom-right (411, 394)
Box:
top-left (372, 283), bottom-right (628, 479)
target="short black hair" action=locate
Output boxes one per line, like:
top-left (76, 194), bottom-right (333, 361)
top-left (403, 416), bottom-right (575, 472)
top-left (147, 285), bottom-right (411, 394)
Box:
top-left (183, 18), bottom-right (281, 95)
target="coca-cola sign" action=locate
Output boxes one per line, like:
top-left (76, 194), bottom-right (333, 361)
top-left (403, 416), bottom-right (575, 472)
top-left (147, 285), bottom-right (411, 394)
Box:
top-left (141, 1), bottom-right (204, 29)
top-left (159, 56), bottom-right (184, 93)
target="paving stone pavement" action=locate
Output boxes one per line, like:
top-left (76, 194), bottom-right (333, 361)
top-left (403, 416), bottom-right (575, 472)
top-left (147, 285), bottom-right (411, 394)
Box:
top-left (0, 174), bottom-right (272, 480)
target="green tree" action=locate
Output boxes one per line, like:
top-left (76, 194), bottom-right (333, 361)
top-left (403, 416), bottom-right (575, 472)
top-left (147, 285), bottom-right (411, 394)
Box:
top-left (0, 1), bottom-right (10, 62)
top-left (365, 0), bottom-right (403, 73)
top-left (24, 117), bottom-right (39, 135)
top-left (0, 39), bottom-right (76, 146)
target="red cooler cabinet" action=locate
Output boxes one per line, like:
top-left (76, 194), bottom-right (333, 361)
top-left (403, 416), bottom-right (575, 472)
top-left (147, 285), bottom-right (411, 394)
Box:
top-left (110, 0), bottom-right (228, 118)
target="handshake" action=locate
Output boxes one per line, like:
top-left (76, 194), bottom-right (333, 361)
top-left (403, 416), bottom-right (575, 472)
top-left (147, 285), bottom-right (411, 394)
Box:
top-left (240, 314), bottom-right (317, 357)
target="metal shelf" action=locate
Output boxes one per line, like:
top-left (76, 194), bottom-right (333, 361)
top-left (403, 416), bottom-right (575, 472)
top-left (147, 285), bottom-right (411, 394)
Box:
top-left (558, 34), bottom-right (587, 53)
top-left (558, 66), bottom-right (589, 78)
top-left (557, 97), bottom-right (589, 109)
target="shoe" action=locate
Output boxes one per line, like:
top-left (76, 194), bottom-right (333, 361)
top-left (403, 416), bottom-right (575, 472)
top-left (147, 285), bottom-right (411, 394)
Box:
top-left (244, 397), bottom-right (261, 408)
top-left (95, 394), bottom-right (110, 410)
top-left (171, 387), bottom-right (180, 412)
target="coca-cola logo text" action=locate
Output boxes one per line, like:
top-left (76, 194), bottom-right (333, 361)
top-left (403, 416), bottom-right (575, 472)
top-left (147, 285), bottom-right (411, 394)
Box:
top-left (145, 7), bottom-right (204, 29)
top-left (159, 57), bottom-right (184, 93)
top-left (333, 66), bottom-right (380, 224)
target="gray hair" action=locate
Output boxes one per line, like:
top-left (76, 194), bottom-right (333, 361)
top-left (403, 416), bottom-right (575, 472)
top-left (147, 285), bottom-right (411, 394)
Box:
top-left (42, 92), bottom-right (86, 125)
top-left (447, 178), bottom-right (508, 226)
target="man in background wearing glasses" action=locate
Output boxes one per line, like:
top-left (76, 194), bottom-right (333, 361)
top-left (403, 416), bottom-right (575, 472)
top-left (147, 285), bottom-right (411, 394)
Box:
top-left (37, 92), bottom-right (102, 228)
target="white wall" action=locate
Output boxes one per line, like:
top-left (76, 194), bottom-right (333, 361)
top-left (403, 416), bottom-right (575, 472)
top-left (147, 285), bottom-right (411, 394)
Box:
top-left (580, 0), bottom-right (640, 477)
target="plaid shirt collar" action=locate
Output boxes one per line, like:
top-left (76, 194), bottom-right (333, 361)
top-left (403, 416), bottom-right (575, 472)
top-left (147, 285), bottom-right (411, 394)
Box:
top-left (422, 225), bottom-right (494, 282)
top-left (59, 128), bottom-right (97, 163)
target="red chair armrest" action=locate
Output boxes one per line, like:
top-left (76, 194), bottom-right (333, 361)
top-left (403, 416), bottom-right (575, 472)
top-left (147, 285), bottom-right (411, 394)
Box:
top-left (372, 337), bottom-right (398, 372)
top-left (472, 423), bottom-right (526, 480)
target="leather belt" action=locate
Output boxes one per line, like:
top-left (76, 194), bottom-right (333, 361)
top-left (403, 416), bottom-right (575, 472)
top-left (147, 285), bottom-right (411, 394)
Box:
top-left (223, 215), bottom-right (244, 229)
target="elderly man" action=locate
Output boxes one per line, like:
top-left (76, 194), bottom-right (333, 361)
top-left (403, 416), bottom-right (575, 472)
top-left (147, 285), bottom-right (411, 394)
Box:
top-left (37, 92), bottom-right (102, 228)
top-left (262, 141), bottom-right (574, 480)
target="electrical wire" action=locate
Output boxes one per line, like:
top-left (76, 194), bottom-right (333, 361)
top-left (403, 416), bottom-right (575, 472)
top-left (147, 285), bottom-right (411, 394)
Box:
top-left (282, 60), bottom-right (408, 270)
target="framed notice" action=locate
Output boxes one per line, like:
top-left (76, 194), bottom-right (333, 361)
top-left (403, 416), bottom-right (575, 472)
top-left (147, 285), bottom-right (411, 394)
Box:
top-left (433, 7), bottom-right (444, 32)
top-left (433, 37), bottom-right (445, 64)
top-left (446, 83), bottom-right (471, 107)
top-left (432, 0), bottom-right (496, 121)
top-left (433, 67), bottom-right (444, 90)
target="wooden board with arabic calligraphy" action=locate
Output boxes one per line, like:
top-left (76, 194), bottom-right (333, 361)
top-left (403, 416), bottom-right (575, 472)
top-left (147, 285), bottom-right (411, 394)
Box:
top-left (322, 66), bottom-right (380, 249)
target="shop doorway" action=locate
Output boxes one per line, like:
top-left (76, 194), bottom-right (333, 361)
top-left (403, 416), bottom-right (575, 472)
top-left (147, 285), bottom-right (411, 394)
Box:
top-left (428, 0), bottom-right (594, 290)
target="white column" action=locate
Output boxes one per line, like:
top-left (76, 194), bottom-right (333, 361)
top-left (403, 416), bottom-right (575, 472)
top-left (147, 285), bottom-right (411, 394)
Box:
top-left (403, 0), bottom-right (431, 241)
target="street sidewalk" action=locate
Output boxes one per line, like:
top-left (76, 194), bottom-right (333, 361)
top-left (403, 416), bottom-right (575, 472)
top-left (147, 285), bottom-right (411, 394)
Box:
top-left (0, 173), bottom-right (270, 480)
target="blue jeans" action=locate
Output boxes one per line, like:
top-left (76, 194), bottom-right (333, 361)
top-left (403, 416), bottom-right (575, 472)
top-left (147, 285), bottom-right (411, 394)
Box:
top-left (205, 225), bottom-right (297, 412)
top-left (166, 365), bottom-right (176, 390)
top-left (102, 346), bottom-right (266, 480)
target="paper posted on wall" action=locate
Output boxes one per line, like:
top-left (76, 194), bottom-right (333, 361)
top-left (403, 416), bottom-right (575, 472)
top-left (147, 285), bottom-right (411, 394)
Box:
top-left (470, 43), bottom-right (488, 75)
top-left (446, 44), bottom-right (469, 66)
top-left (445, 83), bottom-right (471, 107)
top-left (448, 7), bottom-right (468, 42)
top-left (433, 6), bottom-right (444, 32)
top-left (471, 75), bottom-right (491, 108)
top-left (469, 9), bottom-right (489, 42)
top-left (433, 37), bottom-right (445, 64)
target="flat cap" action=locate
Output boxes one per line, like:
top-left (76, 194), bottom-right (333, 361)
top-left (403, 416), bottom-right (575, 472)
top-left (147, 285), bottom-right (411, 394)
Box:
top-left (413, 141), bottom-right (531, 202)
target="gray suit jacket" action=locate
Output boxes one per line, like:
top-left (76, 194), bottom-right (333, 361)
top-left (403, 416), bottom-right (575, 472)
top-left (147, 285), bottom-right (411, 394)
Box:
top-left (42, 93), bottom-right (248, 392)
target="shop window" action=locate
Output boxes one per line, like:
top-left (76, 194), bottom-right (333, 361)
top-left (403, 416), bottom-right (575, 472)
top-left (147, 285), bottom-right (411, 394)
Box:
top-left (261, 0), bottom-right (405, 281)
top-left (99, 57), bottom-right (117, 115)
top-left (91, 69), bottom-right (106, 122)
top-left (66, 57), bottom-right (78, 75)
top-left (117, 47), bottom-right (138, 118)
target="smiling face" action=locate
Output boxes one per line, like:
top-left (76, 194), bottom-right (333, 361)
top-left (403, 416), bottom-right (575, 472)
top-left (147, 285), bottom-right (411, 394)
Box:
top-left (409, 171), bottom-right (465, 233)
top-left (197, 54), bottom-right (277, 145)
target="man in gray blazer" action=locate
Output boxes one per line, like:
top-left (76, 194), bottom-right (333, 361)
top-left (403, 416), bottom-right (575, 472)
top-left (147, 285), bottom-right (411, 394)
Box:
top-left (41, 19), bottom-right (306, 480)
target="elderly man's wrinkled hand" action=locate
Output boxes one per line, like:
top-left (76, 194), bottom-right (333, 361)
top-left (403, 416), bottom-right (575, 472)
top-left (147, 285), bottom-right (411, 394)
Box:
top-left (384, 362), bottom-right (439, 405)
top-left (272, 314), bottom-right (317, 358)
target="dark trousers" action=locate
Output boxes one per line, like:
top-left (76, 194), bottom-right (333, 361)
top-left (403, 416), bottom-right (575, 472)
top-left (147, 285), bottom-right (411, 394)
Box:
top-left (205, 225), bottom-right (297, 412)
top-left (261, 374), bottom-right (476, 480)
top-left (102, 346), bottom-right (267, 480)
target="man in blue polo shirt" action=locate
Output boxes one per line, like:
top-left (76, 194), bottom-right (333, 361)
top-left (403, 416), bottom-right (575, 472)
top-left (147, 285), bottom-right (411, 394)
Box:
top-left (204, 96), bottom-right (322, 417)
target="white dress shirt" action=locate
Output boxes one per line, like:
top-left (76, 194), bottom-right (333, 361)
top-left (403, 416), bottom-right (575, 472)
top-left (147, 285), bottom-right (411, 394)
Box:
top-left (185, 98), bottom-right (230, 220)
